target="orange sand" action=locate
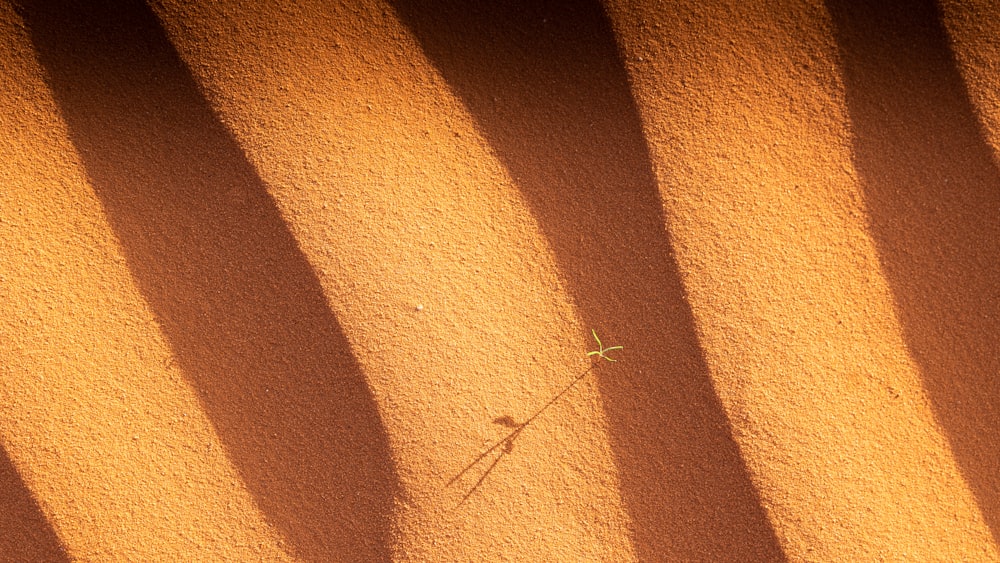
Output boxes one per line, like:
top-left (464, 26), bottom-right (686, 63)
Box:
top-left (1, 0), bottom-right (998, 560)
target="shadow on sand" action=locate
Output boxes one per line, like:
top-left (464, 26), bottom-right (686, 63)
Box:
top-left (0, 444), bottom-right (69, 561)
top-left (390, 0), bottom-right (786, 559)
top-left (828, 0), bottom-right (1000, 543)
top-left (19, 1), bottom-right (400, 560)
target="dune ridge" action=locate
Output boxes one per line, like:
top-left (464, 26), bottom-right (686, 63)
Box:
top-left (2, 0), bottom-right (999, 560)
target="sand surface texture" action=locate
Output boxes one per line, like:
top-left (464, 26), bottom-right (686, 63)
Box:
top-left (1, 0), bottom-right (998, 561)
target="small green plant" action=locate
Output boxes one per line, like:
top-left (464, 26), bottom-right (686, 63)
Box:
top-left (586, 328), bottom-right (623, 362)
top-left (448, 329), bottom-right (623, 506)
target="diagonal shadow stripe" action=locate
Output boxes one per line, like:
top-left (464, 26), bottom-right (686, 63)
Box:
top-left (827, 0), bottom-right (1000, 544)
top-left (390, 0), bottom-right (785, 559)
top-left (0, 444), bottom-right (69, 562)
top-left (17, 1), bottom-right (400, 560)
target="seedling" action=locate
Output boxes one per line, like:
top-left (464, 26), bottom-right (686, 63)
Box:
top-left (449, 330), bottom-right (623, 506)
top-left (586, 329), bottom-right (623, 362)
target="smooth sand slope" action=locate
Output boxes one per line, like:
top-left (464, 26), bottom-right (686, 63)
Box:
top-left (1, 0), bottom-right (999, 561)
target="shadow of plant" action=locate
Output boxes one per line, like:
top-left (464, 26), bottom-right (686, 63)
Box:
top-left (449, 331), bottom-right (620, 506)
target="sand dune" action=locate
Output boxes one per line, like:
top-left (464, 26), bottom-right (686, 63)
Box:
top-left (2, 0), bottom-right (998, 560)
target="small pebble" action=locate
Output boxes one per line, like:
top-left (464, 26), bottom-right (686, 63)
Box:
top-left (416, 304), bottom-right (424, 311)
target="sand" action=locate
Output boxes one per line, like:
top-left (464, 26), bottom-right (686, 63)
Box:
top-left (1, 0), bottom-right (998, 560)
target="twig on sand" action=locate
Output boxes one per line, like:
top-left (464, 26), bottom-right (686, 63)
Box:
top-left (448, 330), bottom-right (622, 507)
